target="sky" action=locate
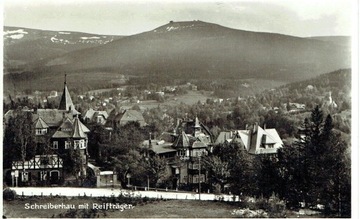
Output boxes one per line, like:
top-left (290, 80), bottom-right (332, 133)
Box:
top-left (2, 0), bottom-right (356, 37)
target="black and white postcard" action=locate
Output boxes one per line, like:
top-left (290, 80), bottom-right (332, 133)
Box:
top-left (2, 0), bottom-right (357, 218)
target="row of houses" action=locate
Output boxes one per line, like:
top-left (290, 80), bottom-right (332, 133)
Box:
top-left (5, 77), bottom-right (283, 190)
top-left (140, 119), bottom-right (283, 190)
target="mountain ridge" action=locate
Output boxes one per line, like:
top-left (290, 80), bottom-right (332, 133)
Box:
top-left (3, 20), bottom-right (351, 93)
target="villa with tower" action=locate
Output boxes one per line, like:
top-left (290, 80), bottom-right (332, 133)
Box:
top-left (9, 75), bottom-right (90, 186)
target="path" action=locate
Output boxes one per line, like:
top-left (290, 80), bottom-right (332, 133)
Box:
top-left (9, 187), bottom-right (239, 202)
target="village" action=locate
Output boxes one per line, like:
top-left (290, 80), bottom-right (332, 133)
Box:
top-left (3, 70), bottom-right (351, 217)
top-left (4, 77), bottom-right (285, 189)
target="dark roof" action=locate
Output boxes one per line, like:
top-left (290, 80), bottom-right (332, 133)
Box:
top-left (173, 131), bottom-right (191, 148)
top-left (58, 83), bottom-right (75, 111)
top-left (176, 118), bottom-right (213, 143)
top-left (192, 141), bottom-right (207, 148)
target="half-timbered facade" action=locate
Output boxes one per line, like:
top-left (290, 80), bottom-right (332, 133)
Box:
top-left (11, 155), bottom-right (63, 186)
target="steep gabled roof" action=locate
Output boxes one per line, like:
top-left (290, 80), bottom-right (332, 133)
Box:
top-left (52, 117), bottom-right (89, 139)
top-left (84, 108), bottom-right (95, 120)
top-left (34, 117), bottom-right (49, 129)
top-left (248, 126), bottom-right (283, 154)
top-left (173, 131), bottom-right (191, 148)
top-left (115, 109), bottom-right (145, 126)
top-left (233, 130), bottom-right (251, 150)
top-left (215, 131), bottom-right (233, 145)
top-left (72, 117), bottom-right (87, 138)
top-left (52, 118), bottom-right (74, 138)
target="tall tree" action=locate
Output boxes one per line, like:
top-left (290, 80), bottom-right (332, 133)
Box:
top-left (4, 110), bottom-right (36, 168)
top-left (278, 106), bottom-right (350, 216)
top-left (213, 142), bottom-right (255, 196)
top-left (203, 155), bottom-right (230, 193)
top-left (141, 155), bottom-right (168, 187)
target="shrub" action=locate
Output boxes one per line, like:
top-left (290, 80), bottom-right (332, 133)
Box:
top-left (262, 193), bottom-right (286, 217)
top-left (3, 188), bottom-right (16, 201)
top-left (235, 194), bottom-right (286, 218)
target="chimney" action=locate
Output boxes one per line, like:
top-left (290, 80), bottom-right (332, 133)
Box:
top-left (261, 134), bottom-right (267, 147)
top-left (264, 123), bottom-right (266, 130)
top-left (148, 132), bottom-right (152, 149)
top-left (245, 124), bottom-right (248, 130)
top-left (253, 123), bottom-right (258, 133)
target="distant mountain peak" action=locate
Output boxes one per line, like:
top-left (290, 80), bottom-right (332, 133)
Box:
top-left (153, 20), bottom-right (219, 33)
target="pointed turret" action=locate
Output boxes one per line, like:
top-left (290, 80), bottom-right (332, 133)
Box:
top-left (194, 116), bottom-right (200, 128)
top-left (72, 117), bottom-right (87, 138)
top-left (58, 74), bottom-right (75, 111)
top-left (174, 131), bottom-right (190, 148)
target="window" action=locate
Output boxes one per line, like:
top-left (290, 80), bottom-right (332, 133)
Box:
top-left (193, 175), bottom-right (199, 183)
top-left (178, 150), bottom-right (185, 157)
top-left (79, 139), bottom-right (86, 149)
top-left (22, 172), bottom-right (29, 182)
top-left (36, 128), bottom-right (47, 135)
top-left (200, 174), bottom-right (205, 182)
top-left (36, 129), bottom-right (42, 135)
top-left (39, 171), bottom-right (47, 181)
top-left (182, 175), bottom-right (188, 183)
top-left (52, 141), bottom-right (58, 149)
top-left (74, 140), bottom-right (79, 149)
top-left (65, 141), bottom-right (71, 149)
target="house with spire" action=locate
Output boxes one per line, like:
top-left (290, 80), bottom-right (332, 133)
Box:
top-left (9, 75), bottom-right (91, 186)
top-left (141, 117), bottom-right (213, 190)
